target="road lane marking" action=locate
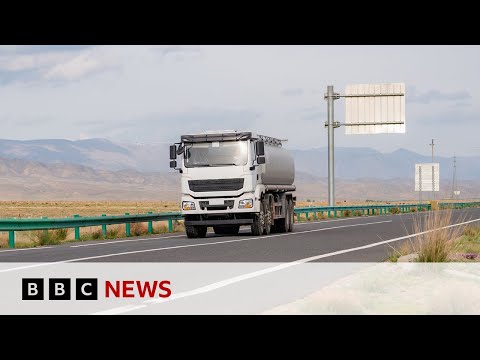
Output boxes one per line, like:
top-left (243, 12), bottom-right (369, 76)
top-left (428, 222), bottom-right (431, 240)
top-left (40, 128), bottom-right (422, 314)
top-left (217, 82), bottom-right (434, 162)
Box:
top-left (0, 246), bottom-right (53, 253)
top-left (69, 234), bottom-right (186, 248)
top-left (95, 216), bottom-right (480, 314)
top-left (0, 219), bottom-right (392, 272)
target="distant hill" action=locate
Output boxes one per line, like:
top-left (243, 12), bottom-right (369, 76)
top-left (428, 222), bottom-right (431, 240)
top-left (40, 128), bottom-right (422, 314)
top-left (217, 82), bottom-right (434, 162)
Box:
top-left (0, 138), bottom-right (478, 180)
top-left (291, 148), bottom-right (480, 180)
top-left (0, 157), bottom-right (478, 201)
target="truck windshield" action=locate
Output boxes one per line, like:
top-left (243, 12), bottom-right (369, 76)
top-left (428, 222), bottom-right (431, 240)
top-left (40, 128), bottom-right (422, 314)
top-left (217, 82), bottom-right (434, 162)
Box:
top-left (184, 141), bottom-right (248, 168)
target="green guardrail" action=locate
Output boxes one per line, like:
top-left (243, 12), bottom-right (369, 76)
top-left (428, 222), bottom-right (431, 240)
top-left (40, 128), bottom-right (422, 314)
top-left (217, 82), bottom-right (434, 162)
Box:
top-left (0, 212), bottom-right (183, 248)
top-left (293, 203), bottom-right (432, 222)
top-left (2, 201), bottom-right (480, 249)
top-left (438, 201), bottom-right (480, 210)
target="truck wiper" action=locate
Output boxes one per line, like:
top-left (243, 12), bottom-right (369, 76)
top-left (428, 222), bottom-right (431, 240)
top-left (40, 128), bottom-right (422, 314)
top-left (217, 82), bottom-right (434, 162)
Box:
top-left (212, 163), bottom-right (237, 166)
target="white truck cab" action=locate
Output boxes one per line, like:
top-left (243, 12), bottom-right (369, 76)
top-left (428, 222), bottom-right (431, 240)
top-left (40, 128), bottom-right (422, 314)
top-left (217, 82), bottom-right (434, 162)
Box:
top-left (170, 130), bottom-right (295, 238)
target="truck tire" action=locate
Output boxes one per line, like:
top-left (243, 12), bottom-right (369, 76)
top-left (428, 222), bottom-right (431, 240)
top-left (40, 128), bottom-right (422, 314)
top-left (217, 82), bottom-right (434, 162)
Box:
top-left (213, 225), bottom-right (240, 235)
top-left (263, 198), bottom-right (273, 235)
top-left (284, 198), bottom-right (291, 232)
top-left (186, 225), bottom-right (207, 239)
top-left (197, 226), bottom-right (207, 238)
top-left (275, 200), bottom-right (288, 234)
top-left (287, 198), bottom-right (294, 232)
top-left (251, 202), bottom-right (266, 236)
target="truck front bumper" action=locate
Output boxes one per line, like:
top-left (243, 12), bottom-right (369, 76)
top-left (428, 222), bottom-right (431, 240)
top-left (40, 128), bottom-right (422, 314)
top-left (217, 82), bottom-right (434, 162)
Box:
top-left (181, 193), bottom-right (259, 215)
top-left (184, 218), bottom-right (253, 226)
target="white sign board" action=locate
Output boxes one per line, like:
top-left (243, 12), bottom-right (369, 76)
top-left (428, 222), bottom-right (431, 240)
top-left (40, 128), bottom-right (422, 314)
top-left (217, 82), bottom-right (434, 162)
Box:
top-left (415, 163), bottom-right (440, 192)
top-left (454, 190), bottom-right (460, 196)
top-left (345, 83), bottom-right (405, 135)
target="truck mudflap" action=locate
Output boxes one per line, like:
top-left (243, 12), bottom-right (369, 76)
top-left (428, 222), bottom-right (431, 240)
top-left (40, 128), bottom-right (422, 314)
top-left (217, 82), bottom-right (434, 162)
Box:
top-left (185, 219), bottom-right (253, 226)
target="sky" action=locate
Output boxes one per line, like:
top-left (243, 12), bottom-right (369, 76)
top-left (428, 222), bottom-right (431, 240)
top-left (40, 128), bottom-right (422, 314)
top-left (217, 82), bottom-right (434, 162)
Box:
top-left (0, 45), bottom-right (478, 157)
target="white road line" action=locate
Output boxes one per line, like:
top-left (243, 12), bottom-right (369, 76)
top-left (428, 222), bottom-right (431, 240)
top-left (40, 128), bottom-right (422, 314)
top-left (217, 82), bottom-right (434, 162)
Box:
top-left (100, 216), bottom-right (480, 314)
top-left (0, 219), bottom-right (391, 273)
top-left (0, 246), bottom-right (53, 253)
top-left (69, 234), bottom-right (186, 248)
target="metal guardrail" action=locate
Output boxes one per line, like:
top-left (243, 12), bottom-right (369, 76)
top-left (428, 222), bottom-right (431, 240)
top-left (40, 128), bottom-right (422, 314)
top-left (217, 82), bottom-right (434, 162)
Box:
top-left (2, 201), bottom-right (480, 249)
top-left (293, 203), bottom-right (432, 222)
top-left (1, 212), bottom-right (183, 248)
top-left (438, 201), bottom-right (480, 210)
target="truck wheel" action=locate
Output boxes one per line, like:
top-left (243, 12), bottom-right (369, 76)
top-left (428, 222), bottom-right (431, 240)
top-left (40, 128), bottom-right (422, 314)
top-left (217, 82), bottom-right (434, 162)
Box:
top-left (213, 226), bottom-right (240, 235)
top-left (186, 225), bottom-right (199, 238)
top-left (263, 198), bottom-right (272, 235)
top-left (197, 226), bottom-right (207, 238)
top-left (284, 198), bottom-right (291, 232)
top-left (287, 199), bottom-right (294, 232)
top-left (251, 202), bottom-right (266, 236)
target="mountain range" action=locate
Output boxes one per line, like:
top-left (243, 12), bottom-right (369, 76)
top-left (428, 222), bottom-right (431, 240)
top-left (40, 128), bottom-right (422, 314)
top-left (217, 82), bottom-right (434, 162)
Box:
top-left (0, 138), bottom-right (478, 180)
top-left (0, 138), bottom-right (478, 201)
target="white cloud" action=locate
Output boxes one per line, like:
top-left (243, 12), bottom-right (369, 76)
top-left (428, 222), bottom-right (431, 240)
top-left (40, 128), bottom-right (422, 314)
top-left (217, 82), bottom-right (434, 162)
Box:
top-left (0, 45), bottom-right (479, 156)
top-left (44, 47), bottom-right (119, 81)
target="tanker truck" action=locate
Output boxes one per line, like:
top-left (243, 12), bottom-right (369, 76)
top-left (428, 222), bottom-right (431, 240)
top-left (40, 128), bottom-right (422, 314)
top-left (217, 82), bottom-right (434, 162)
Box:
top-left (169, 130), bottom-right (296, 238)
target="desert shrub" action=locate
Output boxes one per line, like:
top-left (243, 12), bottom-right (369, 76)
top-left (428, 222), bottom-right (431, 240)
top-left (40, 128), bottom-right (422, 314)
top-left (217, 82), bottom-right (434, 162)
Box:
top-left (390, 207), bottom-right (401, 214)
top-left (343, 210), bottom-right (352, 217)
top-left (53, 228), bottom-right (68, 241)
top-left (91, 229), bottom-right (103, 240)
top-left (414, 210), bottom-right (462, 262)
top-left (131, 222), bottom-right (148, 236)
top-left (106, 226), bottom-right (120, 239)
top-left (353, 210), bottom-right (362, 217)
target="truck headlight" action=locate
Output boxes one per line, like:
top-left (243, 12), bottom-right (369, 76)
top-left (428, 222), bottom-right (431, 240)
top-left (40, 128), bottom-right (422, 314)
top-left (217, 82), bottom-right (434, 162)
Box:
top-left (238, 199), bottom-right (253, 209)
top-left (182, 201), bottom-right (196, 211)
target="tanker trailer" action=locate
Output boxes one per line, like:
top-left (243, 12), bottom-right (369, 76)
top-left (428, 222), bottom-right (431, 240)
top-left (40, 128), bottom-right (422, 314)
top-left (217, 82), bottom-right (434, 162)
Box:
top-left (169, 130), bottom-right (296, 238)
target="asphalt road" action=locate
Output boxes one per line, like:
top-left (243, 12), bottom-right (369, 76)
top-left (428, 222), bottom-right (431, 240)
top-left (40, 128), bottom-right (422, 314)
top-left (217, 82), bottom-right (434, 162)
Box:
top-left (1, 208), bottom-right (479, 263)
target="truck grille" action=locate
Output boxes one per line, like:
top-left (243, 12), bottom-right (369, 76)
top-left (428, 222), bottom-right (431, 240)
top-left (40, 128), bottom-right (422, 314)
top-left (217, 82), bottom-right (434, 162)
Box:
top-left (188, 178), bottom-right (244, 192)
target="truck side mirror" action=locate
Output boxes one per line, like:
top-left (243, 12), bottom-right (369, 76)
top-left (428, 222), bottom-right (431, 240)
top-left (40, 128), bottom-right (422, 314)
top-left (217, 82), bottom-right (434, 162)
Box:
top-left (170, 160), bottom-right (177, 168)
top-left (170, 145), bottom-right (177, 160)
top-left (257, 156), bottom-right (265, 164)
top-left (256, 141), bottom-right (265, 156)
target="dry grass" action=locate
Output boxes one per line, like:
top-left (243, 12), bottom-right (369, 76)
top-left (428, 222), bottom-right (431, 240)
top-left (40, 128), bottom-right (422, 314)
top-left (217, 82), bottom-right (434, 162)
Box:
top-left (0, 200), bottom-right (180, 218)
top-left (130, 222), bottom-right (149, 236)
top-left (388, 210), bottom-right (467, 262)
top-left (454, 225), bottom-right (480, 258)
top-left (387, 240), bottom-right (416, 262)
top-left (412, 210), bottom-right (464, 262)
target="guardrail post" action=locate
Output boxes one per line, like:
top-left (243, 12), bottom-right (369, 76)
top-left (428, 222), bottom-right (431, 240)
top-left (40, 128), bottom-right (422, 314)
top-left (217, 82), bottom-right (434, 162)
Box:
top-left (125, 213), bottom-right (131, 237)
top-left (42, 217), bottom-right (48, 238)
top-left (297, 213), bottom-right (300, 223)
top-left (74, 214), bottom-right (80, 240)
top-left (313, 212), bottom-right (317, 220)
top-left (305, 212), bottom-right (309, 221)
top-left (334, 209), bottom-right (337, 218)
top-left (148, 212), bottom-right (153, 234)
top-left (102, 214), bottom-right (107, 237)
top-left (8, 231), bottom-right (14, 248)
top-left (328, 210), bottom-right (331, 218)
top-left (168, 219), bottom-right (173, 232)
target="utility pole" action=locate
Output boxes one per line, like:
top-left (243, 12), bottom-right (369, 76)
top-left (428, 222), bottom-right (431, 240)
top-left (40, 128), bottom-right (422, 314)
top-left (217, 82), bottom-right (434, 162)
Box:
top-left (428, 139), bottom-right (435, 200)
top-left (451, 154), bottom-right (457, 199)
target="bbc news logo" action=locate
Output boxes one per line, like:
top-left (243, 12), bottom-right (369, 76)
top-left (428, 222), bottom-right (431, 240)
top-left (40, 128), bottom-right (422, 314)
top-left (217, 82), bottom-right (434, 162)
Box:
top-left (22, 278), bottom-right (98, 300)
top-left (22, 278), bottom-right (171, 300)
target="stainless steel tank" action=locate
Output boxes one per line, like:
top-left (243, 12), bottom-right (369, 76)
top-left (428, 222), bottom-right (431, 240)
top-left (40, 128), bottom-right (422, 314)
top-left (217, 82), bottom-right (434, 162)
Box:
top-left (261, 144), bottom-right (295, 185)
